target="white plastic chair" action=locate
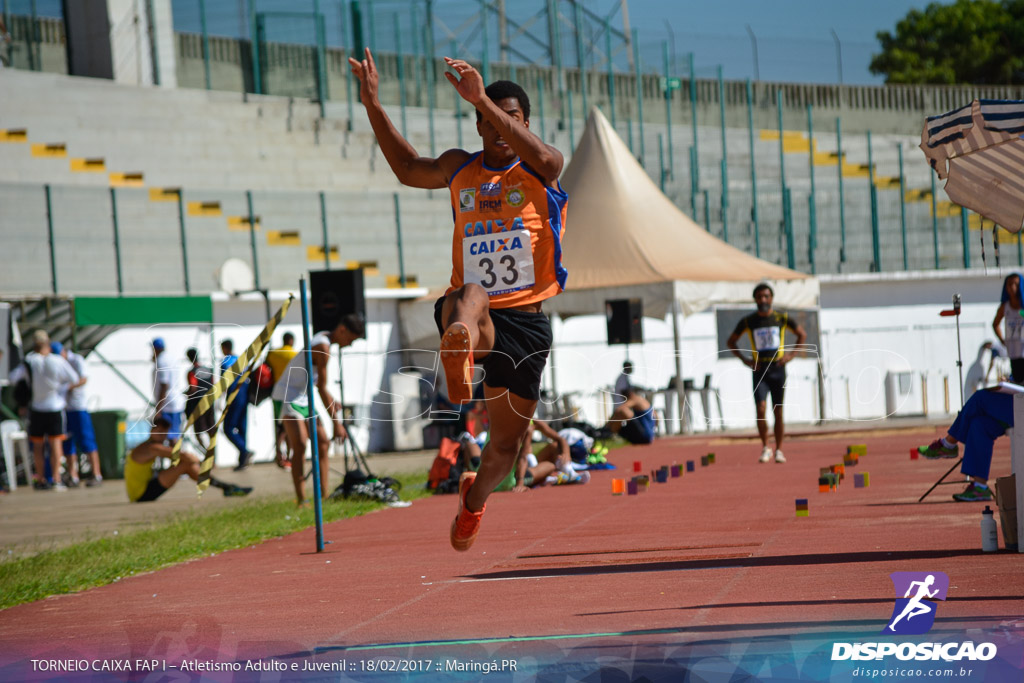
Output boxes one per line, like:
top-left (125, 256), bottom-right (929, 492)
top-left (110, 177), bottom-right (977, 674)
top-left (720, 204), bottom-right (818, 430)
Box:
top-left (0, 420), bottom-right (32, 490)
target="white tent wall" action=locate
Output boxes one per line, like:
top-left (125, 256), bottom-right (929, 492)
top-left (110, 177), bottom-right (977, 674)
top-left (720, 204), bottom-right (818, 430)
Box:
top-left (79, 288), bottom-right (428, 469)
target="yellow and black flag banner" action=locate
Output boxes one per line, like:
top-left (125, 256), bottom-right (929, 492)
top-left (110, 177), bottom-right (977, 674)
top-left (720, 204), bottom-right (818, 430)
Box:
top-left (169, 296), bottom-right (293, 494)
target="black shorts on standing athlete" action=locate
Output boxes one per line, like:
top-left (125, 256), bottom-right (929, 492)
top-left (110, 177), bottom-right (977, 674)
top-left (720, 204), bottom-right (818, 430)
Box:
top-left (434, 297), bottom-right (552, 402)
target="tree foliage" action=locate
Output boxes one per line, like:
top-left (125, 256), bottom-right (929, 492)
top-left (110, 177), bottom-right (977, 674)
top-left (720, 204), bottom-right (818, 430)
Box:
top-left (870, 0), bottom-right (1024, 84)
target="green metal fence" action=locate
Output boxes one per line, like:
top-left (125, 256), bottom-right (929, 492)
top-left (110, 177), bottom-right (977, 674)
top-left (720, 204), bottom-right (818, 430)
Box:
top-left (5, 4), bottom-right (1024, 284)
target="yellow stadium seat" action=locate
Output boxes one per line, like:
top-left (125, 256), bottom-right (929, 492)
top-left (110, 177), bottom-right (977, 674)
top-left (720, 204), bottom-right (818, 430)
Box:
top-left (31, 142), bottom-right (66, 157)
top-left (0, 129), bottom-right (28, 142)
top-left (385, 274), bottom-right (419, 288)
top-left (267, 230), bottom-right (301, 246)
top-left (345, 259), bottom-right (380, 276)
top-left (109, 172), bottom-right (144, 187)
top-left (307, 245), bottom-right (339, 261)
top-left (149, 187), bottom-right (181, 202)
top-left (904, 189), bottom-right (932, 202)
top-left (227, 215), bottom-right (260, 230)
top-left (70, 158), bottom-right (106, 172)
top-left (187, 201), bottom-right (222, 216)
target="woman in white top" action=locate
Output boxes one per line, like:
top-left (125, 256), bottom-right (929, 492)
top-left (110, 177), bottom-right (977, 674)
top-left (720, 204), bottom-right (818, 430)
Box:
top-left (992, 272), bottom-right (1024, 382)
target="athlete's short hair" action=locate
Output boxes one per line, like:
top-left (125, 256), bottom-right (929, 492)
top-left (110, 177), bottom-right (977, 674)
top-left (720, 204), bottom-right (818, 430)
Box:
top-left (186, 347), bottom-right (199, 363)
top-left (282, 332), bottom-right (295, 346)
top-left (476, 80), bottom-right (530, 122)
top-left (152, 416), bottom-right (171, 430)
top-left (339, 313), bottom-right (366, 339)
top-left (753, 283), bottom-right (773, 298)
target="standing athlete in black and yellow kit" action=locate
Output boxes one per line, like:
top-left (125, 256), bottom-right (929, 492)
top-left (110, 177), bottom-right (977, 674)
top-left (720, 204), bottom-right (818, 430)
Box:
top-left (349, 48), bottom-right (568, 551)
top-left (727, 283), bottom-right (807, 464)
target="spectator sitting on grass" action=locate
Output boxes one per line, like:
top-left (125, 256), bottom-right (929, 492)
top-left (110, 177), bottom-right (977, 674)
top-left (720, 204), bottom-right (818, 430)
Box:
top-left (513, 419), bottom-right (590, 491)
top-left (124, 417), bottom-right (251, 502)
top-left (603, 388), bottom-right (656, 445)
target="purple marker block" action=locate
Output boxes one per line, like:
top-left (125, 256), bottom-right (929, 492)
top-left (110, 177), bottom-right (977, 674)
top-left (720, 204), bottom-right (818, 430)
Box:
top-left (627, 480), bottom-right (638, 495)
top-left (671, 465), bottom-right (681, 478)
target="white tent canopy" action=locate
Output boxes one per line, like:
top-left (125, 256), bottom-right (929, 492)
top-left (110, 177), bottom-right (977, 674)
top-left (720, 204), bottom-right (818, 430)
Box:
top-left (546, 107), bottom-right (818, 318)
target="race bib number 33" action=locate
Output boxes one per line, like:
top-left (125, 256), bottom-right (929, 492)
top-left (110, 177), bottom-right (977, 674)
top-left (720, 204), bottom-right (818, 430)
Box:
top-left (462, 229), bottom-right (535, 296)
top-left (753, 326), bottom-right (782, 352)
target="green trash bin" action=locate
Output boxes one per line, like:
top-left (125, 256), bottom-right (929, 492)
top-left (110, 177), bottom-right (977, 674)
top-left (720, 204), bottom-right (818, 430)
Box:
top-left (91, 410), bottom-right (128, 480)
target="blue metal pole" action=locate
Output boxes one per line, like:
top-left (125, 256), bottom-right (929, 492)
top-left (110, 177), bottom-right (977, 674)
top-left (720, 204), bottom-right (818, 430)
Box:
top-left (689, 52), bottom-right (698, 209)
top-left (479, 0), bottom-right (489, 84)
top-left (746, 80), bottom-right (759, 257)
top-left (837, 117), bottom-right (846, 264)
top-left (44, 184), bottom-right (57, 294)
top-left (898, 143), bottom-right (908, 271)
top-left (960, 206), bottom-right (970, 268)
top-left (394, 13), bottom-right (407, 136)
top-left (199, 0), bottom-right (211, 90)
top-left (299, 277), bottom-right (325, 552)
top-left (110, 188), bottom-right (123, 294)
top-left (867, 131), bottom-right (880, 271)
top-left (931, 171), bottom-right (940, 269)
top-left (633, 29), bottom-right (644, 165)
top-left (806, 103), bottom-right (816, 274)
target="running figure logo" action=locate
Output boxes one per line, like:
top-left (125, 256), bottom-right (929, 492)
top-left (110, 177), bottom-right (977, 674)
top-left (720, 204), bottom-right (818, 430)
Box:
top-left (883, 571), bottom-right (949, 635)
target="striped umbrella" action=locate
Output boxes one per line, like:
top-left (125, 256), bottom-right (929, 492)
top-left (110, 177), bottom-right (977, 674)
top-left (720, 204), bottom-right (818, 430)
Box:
top-left (921, 98), bottom-right (1024, 233)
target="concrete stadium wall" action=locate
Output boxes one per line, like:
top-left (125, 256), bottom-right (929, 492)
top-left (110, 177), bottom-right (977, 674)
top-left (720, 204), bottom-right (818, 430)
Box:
top-left (1, 67), bottom-right (1014, 300)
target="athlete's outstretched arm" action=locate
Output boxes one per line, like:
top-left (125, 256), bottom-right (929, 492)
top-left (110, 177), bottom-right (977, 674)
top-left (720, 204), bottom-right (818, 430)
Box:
top-left (443, 57), bottom-right (564, 185)
top-left (348, 48), bottom-right (468, 188)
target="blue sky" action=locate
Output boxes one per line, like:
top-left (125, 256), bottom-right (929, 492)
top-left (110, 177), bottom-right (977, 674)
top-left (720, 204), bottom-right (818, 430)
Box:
top-left (620, 0), bottom-right (934, 83)
top-left (25, 0), bottom-right (939, 84)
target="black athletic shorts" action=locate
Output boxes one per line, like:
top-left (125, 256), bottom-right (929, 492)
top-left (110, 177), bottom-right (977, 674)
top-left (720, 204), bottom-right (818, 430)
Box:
top-left (1012, 358), bottom-right (1024, 384)
top-left (136, 475), bottom-right (168, 502)
top-left (752, 363), bottom-right (786, 406)
top-left (28, 410), bottom-right (66, 439)
top-left (434, 297), bottom-right (552, 401)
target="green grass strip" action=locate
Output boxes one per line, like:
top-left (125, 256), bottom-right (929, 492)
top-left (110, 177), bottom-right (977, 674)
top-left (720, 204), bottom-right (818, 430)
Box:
top-left (0, 473), bottom-right (432, 611)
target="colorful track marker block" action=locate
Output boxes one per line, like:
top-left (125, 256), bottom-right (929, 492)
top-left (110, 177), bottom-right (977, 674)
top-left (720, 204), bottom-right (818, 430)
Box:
top-left (611, 479), bottom-right (625, 495)
top-left (633, 461), bottom-right (642, 473)
top-left (847, 444), bottom-right (867, 456)
top-left (686, 461), bottom-right (695, 472)
top-left (656, 469), bottom-right (669, 483)
top-left (671, 464), bottom-right (681, 478)
top-left (795, 499), bottom-right (809, 517)
top-left (701, 456), bottom-right (709, 467)
top-left (707, 453), bottom-right (716, 464)
top-left (860, 472), bottom-right (870, 487)
top-left (909, 448), bottom-right (919, 460)
top-left (627, 480), bottom-right (638, 495)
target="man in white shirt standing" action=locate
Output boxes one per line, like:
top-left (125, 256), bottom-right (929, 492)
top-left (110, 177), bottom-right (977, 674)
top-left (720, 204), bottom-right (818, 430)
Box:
top-left (151, 338), bottom-right (186, 442)
top-left (271, 314), bottom-right (363, 506)
top-left (54, 342), bottom-right (103, 487)
top-left (613, 361), bottom-right (634, 408)
top-left (9, 330), bottom-right (84, 491)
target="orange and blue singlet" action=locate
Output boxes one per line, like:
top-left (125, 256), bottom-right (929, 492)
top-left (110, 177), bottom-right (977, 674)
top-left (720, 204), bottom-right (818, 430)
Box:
top-left (446, 153), bottom-right (568, 309)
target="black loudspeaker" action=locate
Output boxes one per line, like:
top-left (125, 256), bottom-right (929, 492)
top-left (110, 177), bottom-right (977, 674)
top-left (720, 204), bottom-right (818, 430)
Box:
top-left (606, 298), bottom-right (643, 345)
top-left (310, 269), bottom-right (365, 334)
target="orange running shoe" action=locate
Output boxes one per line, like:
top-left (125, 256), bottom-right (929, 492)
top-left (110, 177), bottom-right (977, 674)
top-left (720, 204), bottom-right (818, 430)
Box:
top-left (440, 322), bottom-right (474, 403)
top-left (450, 471), bottom-right (485, 551)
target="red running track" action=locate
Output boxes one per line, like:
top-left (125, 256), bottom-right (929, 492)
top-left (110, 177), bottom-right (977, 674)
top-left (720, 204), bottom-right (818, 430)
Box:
top-left (1, 426), bottom-right (1022, 680)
